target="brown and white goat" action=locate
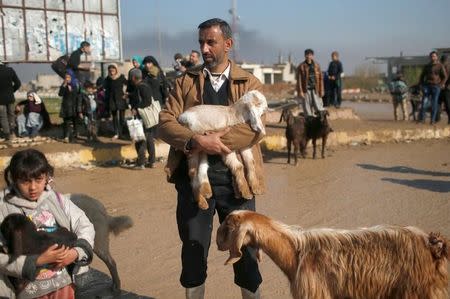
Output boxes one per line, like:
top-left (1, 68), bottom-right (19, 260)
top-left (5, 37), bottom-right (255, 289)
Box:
top-left (217, 210), bottom-right (449, 299)
top-left (178, 90), bottom-right (267, 210)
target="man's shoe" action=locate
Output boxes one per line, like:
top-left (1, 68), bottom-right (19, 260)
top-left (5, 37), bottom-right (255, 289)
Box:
top-left (186, 284), bottom-right (205, 299)
top-left (133, 165), bottom-right (145, 170)
top-left (241, 287), bottom-right (260, 299)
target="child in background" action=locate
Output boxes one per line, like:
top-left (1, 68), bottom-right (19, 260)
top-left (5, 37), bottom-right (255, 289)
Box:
top-left (78, 81), bottom-right (99, 142)
top-left (15, 92), bottom-right (50, 138)
top-left (388, 73), bottom-right (409, 121)
top-left (0, 149), bottom-right (95, 298)
top-left (58, 73), bottom-right (80, 143)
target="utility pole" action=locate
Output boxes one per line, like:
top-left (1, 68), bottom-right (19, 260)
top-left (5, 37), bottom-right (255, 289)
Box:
top-left (229, 0), bottom-right (240, 62)
top-left (156, 0), bottom-right (162, 61)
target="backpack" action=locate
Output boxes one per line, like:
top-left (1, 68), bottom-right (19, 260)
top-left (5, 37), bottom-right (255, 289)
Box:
top-left (389, 80), bottom-right (408, 95)
top-left (51, 54), bottom-right (70, 78)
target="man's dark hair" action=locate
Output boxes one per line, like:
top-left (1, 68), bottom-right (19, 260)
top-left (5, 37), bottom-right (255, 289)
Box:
top-left (198, 18), bottom-right (232, 39)
top-left (80, 41), bottom-right (90, 49)
top-left (174, 53), bottom-right (183, 60)
top-left (429, 50), bottom-right (438, 57)
top-left (191, 50), bottom-right (200, 56)
top-left (129, 68), bottom-right (142, 80)
top-left (84, 81), bottom-right (95, 89)
top-left (305, 49), bottom-right (314, 56)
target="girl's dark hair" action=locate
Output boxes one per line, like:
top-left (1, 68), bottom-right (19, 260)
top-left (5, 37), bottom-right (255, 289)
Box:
top-left (4, 149), bottom-right (54, 187)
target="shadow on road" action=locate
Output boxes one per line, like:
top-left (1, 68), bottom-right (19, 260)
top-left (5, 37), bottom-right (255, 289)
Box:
top-left (357, 164), bottom-right (450, 177)
top-left (381, 178), bottom-right (450, 193)
top-left (76, 268), bottom-right (155, 299)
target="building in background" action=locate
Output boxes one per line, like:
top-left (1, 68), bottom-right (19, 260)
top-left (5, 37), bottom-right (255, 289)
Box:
top-left (240, 54), bottom-right (296, 84)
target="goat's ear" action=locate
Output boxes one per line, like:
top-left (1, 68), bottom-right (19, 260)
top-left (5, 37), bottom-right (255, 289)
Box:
top-left (225, 225), bottom-right (248, 265)
top-left (246, 104), bottom-right (265, 135)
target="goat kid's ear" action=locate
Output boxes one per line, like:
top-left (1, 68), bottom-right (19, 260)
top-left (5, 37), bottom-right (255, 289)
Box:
top-left (249, 108), bottom-right (265, 135)
top-left (224, 226), bottom-right (248, 265)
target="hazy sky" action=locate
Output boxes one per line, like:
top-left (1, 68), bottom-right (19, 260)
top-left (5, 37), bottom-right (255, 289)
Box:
top-left (120, 0), bottom-right (450, 70)
top-left (12, 0), bottom-right (450, 82)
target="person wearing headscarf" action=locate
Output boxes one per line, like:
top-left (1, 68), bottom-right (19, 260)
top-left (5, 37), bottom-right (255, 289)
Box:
top-left (104, 63), bottom-right (127, 139)
top-left (15, 92), bottom-right (51, 138)
top-left (127, 55), bottom-right (144, 95)
top-left (142, 55), bottom-right (169, 106)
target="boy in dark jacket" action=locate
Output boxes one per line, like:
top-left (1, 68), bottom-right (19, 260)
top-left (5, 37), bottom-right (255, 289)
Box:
top-left (327, 51), bottom-right (344, 108)
top-left (78, 81), bottom-right (99, 142)
top-left (58, 73), bottom-right (80, 142)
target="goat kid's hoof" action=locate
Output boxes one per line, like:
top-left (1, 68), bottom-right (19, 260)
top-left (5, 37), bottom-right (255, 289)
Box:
top-left (249, 182), bottom-right (264, 195)
top-left (240, 189), bottom-right (254, 200)
top-left (197, 198), bottom-right (209, 210)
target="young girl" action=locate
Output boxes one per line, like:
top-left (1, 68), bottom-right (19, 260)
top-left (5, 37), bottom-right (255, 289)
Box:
top-left (104, 64), bottom-right (127, 139)
top-left (0, 149), bottom-right (95, 298)
top-left (58, 73), bottom-right (80, 143)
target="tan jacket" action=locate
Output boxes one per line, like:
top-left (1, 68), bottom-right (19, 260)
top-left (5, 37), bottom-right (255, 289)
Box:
top-left (158, 61), bottom-right (266, 196)
top-left (296, 61), bottom-right (324, 97)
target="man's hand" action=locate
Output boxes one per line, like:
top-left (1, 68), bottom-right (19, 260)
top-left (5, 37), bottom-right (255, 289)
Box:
top-left (36, 245), bottom-right (69, 266)
top-left (191, 128), bottom-right (231, 155)
top-left (299, 92), bottom-right (305, 98)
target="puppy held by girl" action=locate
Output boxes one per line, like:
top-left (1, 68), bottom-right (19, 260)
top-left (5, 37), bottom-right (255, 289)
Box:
top-left (0, 149), bottom-right (95, 299)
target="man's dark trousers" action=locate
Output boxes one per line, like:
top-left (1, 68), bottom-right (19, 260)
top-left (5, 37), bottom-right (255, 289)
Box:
top-left (176, 178), bottom-right (262, 293)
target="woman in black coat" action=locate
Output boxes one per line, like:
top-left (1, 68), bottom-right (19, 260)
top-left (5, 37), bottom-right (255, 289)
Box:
top-left (142, 56), bottom-right (169, 107)
top-left (58, 72), bottom-right (79, 142)
top-left (104, 64), bottom-right (127, 139)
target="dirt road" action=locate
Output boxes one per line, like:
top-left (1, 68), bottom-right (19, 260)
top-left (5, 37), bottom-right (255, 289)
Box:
top-left (5, 139), bottom-right (449, 298)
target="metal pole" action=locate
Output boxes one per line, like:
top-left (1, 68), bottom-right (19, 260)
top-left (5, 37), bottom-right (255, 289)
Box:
top-left (230, 0), bottom-right (239, 62)
top-left (156, 0), bottom-right (162, 61)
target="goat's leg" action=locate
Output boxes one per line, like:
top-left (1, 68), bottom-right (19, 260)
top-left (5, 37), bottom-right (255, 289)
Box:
top-left (187, 152), bottom-right (199, 179)
top-left (287, 140), bottom-right (291, 164)
top-left (188, 152), bottom-right (211, 210)
top-left (312, 138), bottom-right (317, 159)
top-left (293, 141), bottom-right (299, 166)
top-left (321, 135), bottom-right (328, 159)
top-left (94, 245), bottom-right (120, 293)
top-left (301, 138), bottom-right (308, 158)
top-left (240, 148), bottom-right (263, 195)
top-left (222, 152), bottom-right (253, 199)
top-left (196, 152), bottom-right (212, 210)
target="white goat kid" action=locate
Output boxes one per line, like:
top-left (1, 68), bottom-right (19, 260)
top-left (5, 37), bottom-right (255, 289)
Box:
top-left (178, 90), bottom-right (267, 210)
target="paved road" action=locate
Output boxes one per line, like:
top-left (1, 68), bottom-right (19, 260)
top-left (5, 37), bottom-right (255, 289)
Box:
top-left (28, 138), bottom-right (449, 298)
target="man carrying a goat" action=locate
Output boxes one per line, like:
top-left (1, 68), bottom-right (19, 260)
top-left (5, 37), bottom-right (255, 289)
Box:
top-left (158, 18), bottom-right (265, 299)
